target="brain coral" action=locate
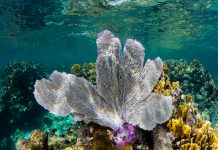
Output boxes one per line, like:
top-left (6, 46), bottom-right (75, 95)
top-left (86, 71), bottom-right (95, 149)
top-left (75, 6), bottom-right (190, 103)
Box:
top-left (34, 30), bottom-right (173, 145)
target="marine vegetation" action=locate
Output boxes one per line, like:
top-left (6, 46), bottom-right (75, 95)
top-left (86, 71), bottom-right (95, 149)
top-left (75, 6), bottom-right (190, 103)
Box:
top-left (0, 62), bottom-right (46, 125)
top-left (0, 61), bottom-right (47, 149)
top-left (71, 63), bottom-right (96, 84)
top-left (33, 30), bottom-right (173, 147)
top-left (166, 59), bottom-right (218, 123)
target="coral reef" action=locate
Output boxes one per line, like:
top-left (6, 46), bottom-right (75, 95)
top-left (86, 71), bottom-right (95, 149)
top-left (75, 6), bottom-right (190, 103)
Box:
top-left (0, 62), bottom-right (46, 125)
top-left (71, 63), bottom-right (96, 84)
top-left (167, 102), bottom-right (218, 149)
top-left (156, 64), bottom-right (218, 149)
top-left (166, 59), bottom-right (218, 123)
top-left (18, 122), bottom-right (151, 150)
top-left (30, 130), bottom-right (48, 150)
top-left (18, 60), bottom-right (218, 150)
top-left (17, 31), bottom-right (218, 150)
top-left (18, 124), bottom-right (78, 150)
top-left (0, 61), bottom-right (47, 149)
top-left (34, 30), bottom-right (173, 147)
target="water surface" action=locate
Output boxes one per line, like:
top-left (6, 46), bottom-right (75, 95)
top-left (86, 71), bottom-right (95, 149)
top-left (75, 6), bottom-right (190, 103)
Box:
top-left (0, 0), bottom-right (218, 83)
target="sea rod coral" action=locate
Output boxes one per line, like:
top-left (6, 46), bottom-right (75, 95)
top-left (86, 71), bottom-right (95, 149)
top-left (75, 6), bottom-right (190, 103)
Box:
top-left (33, 30), bottom-right (173, 147)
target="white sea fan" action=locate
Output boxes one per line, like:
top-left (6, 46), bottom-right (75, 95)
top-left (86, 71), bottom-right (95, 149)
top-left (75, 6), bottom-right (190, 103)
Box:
top-left (34, 30), bottom-right (173, 131)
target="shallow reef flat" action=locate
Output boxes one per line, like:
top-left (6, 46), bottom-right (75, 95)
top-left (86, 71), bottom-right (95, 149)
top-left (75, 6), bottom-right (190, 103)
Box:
top-left (17, 30), bottom-right (218, 150)
top-left (17, 58), bottom-right (218, 150)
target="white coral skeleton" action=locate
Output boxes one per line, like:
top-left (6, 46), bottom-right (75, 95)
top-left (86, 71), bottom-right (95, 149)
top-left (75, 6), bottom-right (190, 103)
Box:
top-left (34, 30), bottom-right (173, 146)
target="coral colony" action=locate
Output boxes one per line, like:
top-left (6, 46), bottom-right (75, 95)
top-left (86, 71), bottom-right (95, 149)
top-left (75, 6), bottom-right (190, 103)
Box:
top-left (33, 30), bottom-right (173, 147)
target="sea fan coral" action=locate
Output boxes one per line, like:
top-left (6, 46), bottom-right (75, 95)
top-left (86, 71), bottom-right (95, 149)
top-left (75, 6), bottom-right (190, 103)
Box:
top-left (34, 30), bottom-right (173, 146)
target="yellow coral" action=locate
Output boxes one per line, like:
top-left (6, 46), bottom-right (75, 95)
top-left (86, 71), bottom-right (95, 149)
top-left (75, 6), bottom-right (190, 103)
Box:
top-left (163, 89), bottom-right (170, 96)
top-left (170, 119), bottom-right (182, 135)
top-left (154, 89), bottom-right (160, 94)
top-left (168, 117), bottom-right (218, 149)
top-left (162, 64), bottom-right (168, 74)
top-left (153, 65), bottom-right (182, 98)
top-left (182, 125), bottom-right (191, 139)
top-left (172, 81), bottom-right (179, 89)
top-left (155, 63), bottom-right (218, 150)
top-left (167, 119), bottom-right (191, 139)
top-left (166, 79), bottom-right (171, 86)
top-left (185, 94), bottom-right (192, 102)
top-left (180, 143), bottom-right (200, 150)
top-left (159, 81), bottom-right (165, 89)
top-left (180, 103), bottom-right (190, 120)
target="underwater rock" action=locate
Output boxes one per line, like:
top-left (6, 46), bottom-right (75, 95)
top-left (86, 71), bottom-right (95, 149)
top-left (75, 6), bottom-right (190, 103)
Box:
top-left (30, 130), bottom-right (48, 150)
top-left (152, 125), bottom-right (174, 150)
top-left (17, 130), bottom-right (48, 150)
top-left (17, 139), bottom-right (31, 150)
top-left (34, 30), bottom-right (173, 147)
top-left (90, 125), bottom-right (115, 150)
top-left (18, 124), bottom-right (78, 150)
top-left (48, 124), bottom-right (77, 150)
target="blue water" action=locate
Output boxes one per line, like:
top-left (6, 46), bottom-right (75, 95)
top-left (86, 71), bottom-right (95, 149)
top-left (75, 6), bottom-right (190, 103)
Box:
top-left (0, 1), bottom-right (218, 84)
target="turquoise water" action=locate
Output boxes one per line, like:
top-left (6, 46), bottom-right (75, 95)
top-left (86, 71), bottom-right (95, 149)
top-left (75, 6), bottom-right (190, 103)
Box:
top-left (1, 1), bottom-right (218, 83)
top-left (0, 0), bottom-right (218, 149)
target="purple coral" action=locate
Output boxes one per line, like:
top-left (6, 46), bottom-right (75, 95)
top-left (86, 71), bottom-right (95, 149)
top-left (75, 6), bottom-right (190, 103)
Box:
top-left (113, 124), bottom-right (136, 147)
top-left (34, 30), bottom-right (173, 147)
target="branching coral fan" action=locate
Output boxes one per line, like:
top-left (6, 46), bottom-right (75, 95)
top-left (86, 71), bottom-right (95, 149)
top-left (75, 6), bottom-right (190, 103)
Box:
top-left (33, 30), bottom-right (173, 147)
